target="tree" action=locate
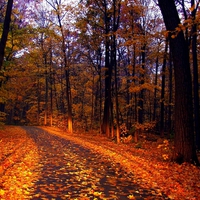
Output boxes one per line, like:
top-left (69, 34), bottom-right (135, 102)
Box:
top-left (112, 0), bottom-right (121, 143)
top-left (0, 0), bottom-right (13, 71)
top-left (157, 0), bottom-right (199, 165)
top-left (160, 38), bottom-right (168, 136)
top-left (46, 0), bottom-right (73, 133)
top-left (190, 0), bottom-right (200, 150)
top-left (0, 0), bottom-right (13, 117)
top-left (100, 0), bottom-right (113, 137)
top-left (78, 0), bottom-right (122, 137)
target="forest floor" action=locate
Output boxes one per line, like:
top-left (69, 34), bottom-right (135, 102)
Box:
top-left (0, 125), bottom-right (200, 200)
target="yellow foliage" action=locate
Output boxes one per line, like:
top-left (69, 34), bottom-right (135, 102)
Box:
top-left (0, 189), bottom-right (5, 196)
top-left (93, 191), bottom-right (102, 196)
top-left (128, 194), bottom-right (136, 199)
top-left (162, 154), bottom-right (169, 160)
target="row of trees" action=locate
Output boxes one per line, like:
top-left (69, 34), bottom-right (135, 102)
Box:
top-left (0, 0), bottom-right (199, 164)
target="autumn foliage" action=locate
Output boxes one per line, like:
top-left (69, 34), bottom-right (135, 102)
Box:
top-left (0, 0), bottom-right (200, 165)
top-left (0, 126), bottom-right (200, 199)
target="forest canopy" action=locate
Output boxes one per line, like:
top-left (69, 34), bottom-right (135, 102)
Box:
top-left (0, 0), bottom-right (199, 164)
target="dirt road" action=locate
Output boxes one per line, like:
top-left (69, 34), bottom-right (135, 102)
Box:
top-left (0, 127), bottom-right (167, 200)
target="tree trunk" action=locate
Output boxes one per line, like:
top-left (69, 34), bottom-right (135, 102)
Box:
top-left (0, 0), bottom-right (13, 114)
top-left (138, 45), bottom-right (145, 124)
top-left (102, 36), bottom-right (111, 136)
top-left (44, 56), bottom-right (48, 126)
top-left (0, 0), bottom-right (13, 70)
top-left (37, 65), bottom-right (41, 125)
top-left (102, 7), bottom-right (112, 137)
top-left (191, 0), bottom-right (200, 150)
top-left (153, 55), bottom-right (159, 122)
top-left (112, 0), bottom-right (121, 143)
top-left (158, 0), bottom-right (199, 165)
top-left (167, 50), bottom-right (173, 135)
top-left (97, 48), bottom-right (102, 134)
top-left (160, 39), bottom-right (168, 136)
top-left (58, 14), bottom-right (72, 133)
top-left (65, 69), bottom-right (73, 133)
top-left (49, 44), bottom-right (53, 127)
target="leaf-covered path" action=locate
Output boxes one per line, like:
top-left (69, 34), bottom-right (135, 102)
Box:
top-left (1, 126), bottom-right (200, 199)
top-left (0, 126), bottom-right (168, 200)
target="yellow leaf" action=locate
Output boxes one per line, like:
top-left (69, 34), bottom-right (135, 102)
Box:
top-left (28, 171), bottom-right (32, 175)
top-left (22, 184), bottom-right (28, 188)
top-left (24, 190), bottom-right (30, 195)
top-left (16, 188), bottom-right (22, 194)
top-left (93, 191), bottom-right (102, 196)
top-left (128, 194), bottom-right (136, 199)
top-left (0, 189), bottom-right (5, 196)
top-left (162, 154), bottom-right (169, 160)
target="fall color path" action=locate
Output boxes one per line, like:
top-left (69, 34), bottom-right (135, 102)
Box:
top-left (0, 127), bottom-right (168, 200)
top-left (21, 126), bottom-right (166, 200)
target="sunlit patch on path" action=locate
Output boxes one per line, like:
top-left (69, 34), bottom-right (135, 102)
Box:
top-left (0, 126), bottom-right (41, 200)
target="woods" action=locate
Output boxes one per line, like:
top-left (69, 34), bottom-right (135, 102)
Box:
top-left (0, 0), bottom-right (200, 165)
top-left (158, 0), bottom-right (199, 164)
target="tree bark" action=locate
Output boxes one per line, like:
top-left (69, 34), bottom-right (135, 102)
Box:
top-left (153, 55), bottom-right (159, 122)
top-left (0, 0), bottom-right (13, 70)
top-left (158, 0), bottom-right (199, 165)
top-left (102, 2), bottom-right (112, 137)
top-left (0, 0), bottom-right (13, 114)
top-left (58, 7), bottom-right (72, 133)
top-left (102, 33), bottom-right (111, 136)
top-left (167, 50), bottom-right (173, 135)
top-left (138, 45), bottom-right (145, 124)
top-left (191, 0), bottom-right (200, 150)
top-left (160, 39), bottom-right (168, 137)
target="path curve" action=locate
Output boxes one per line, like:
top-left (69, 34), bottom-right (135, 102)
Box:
top-left (23, 126), bottom-right (168, 200)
